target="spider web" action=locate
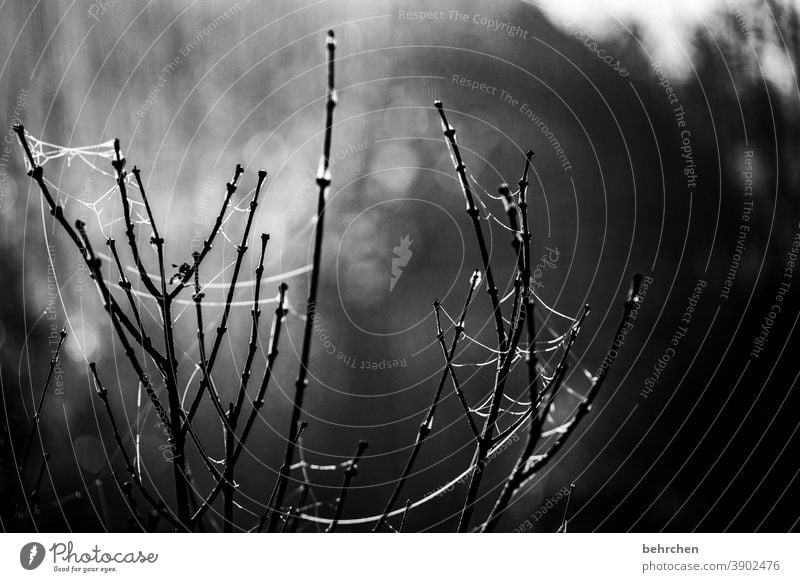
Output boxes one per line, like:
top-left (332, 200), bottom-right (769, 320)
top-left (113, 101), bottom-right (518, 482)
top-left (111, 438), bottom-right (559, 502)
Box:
top-left (20, 130), bottom-right (313, 301)
top-left (20, 130), bottom-right (320, 517)
top-left (20, 130), bottom-right (595, 530)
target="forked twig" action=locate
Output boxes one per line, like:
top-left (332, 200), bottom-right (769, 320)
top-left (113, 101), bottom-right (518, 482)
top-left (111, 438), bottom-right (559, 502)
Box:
top-left (435, 101), bottom-right (506, 352)
top-left (169, 164), bottom-right (245, 299)
top-left (185, 170), bottom-right (268, 430)
top-left (13, 126), bottom-right (166, 371)
top-left (75, 220), bottom-right (192, 526)
top-left (434, 111), bottom-right (540, 532)
top-left (190, 282), bottom-right (289, 525)
top-left (457, 291), bottom-right (528, 531)
top-left (111, 140), bottom-right (161, 300)
top-left (373, 270), bottom-right (481, 532)
top-left (433, 300), bottom-right (480, 440)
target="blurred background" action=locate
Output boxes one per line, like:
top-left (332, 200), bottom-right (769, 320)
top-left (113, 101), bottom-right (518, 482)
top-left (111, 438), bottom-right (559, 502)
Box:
top-left (1, 0), bottom-right (799, 532)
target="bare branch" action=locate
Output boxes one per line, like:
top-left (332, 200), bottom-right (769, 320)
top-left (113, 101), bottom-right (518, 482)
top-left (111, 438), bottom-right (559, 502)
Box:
top-left (435, 101), bottom-right (506, 351)
top-left (169, 164), bottom-right (245, 299)
top-left (185, 170), bottom-right (268, 429)
top-left (325, 440), bottom-right (368, 532)
top-left (267, 30), bottom-right (337, 532)
top-left (76, 221), bottom-right (193, 525)
top-left (189, 282), bottom-right (289, 526)
top-left (13, 126), bottom-right (166, 370)
top-left (373, 270), bottom-right (481, 532)
top-left (457, 288), bottom-right (528, 532)
top-left (433, 301), bottom-right (480, 441)
top-left (19, 328), bottom-right (66, 478)
top-left (260, 420), bottom-right (309, 531)
top-left (106, 239), bottom-right (147, 338)
top-left (111, 139), bottom-right (161, 299)
top-left (90, 363), bottom-right (183, 530)
top-left (480, 275), bottom-right (641, 532)
top-left (231, 232), bottom-right (270, 425)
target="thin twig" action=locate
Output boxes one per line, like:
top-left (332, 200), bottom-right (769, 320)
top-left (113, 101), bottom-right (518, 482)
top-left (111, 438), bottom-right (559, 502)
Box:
top-left (512, 153), bottom-right (535, 377)
top-left (111, 139), bottom-right (161, 299)
top-left (537, 305), bottom-right (591, 414)
top-left (236, 282), bottom-right (289, 460)
top-left (325, 440), bottom-right (368, 532)
top-left (517, 151), bottom-right (534, 283)
top-left (189, 282), bottom-right (289, 525)
top-left (457, 290), bottom-right (528, 532)
top-left (231, 232), bottom-right (270, 424)
top-left (169, 164), bottom-right (245, 299)
top-left (285, 482), bottom-right (310, 533)
top-left (373, 270), bottom-right (481, 532)
top-left (223, 403), bottom-right (235, 532)
top-left (129, 166), bottom-right (185, 513)
top-left (90, 363), bottom-right (182, 530)
top-left (76, 222), bottom-right (191, 526)
top-left (267, 30), bottom-right (337, 532)
top-left (478, 306), bottom-right (589, 532)
top-left (435, 101), bottom-right (506, 351)
top-left (499, 183), bottom-right (521, 260)
top-left (185, 170), bottom-right (268, 429)
top-left (279, 507), bottom-right (295, 532)
top-left (221, 234), bottom-right (270, 531)
top-left (260, 421), bottom-right (309, 532)
top-left (120, 481), bottom-right (145, 532)
top-left (433, 303), bottom-right (480, 440)
top-left (498, 182), bottom-right (527, 345)
top-left (27, 452), bottom-right (50, 526)
top-left (108, 156), bottom-right (194, 522)
top-left (106, 239), bottom-right (146, 334)
top-left (189, 249), bottom-right (217, 424)
top-left (398, 499), bottom-right (412, 532)
top-left (434, 110), bottom-right (530, 531)
top-left (19, 328), bottom-right (66, 478)
top-left (556, 482), bottom-right (575, 533)
top-left (524, 298), bottom-right (540, 400)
